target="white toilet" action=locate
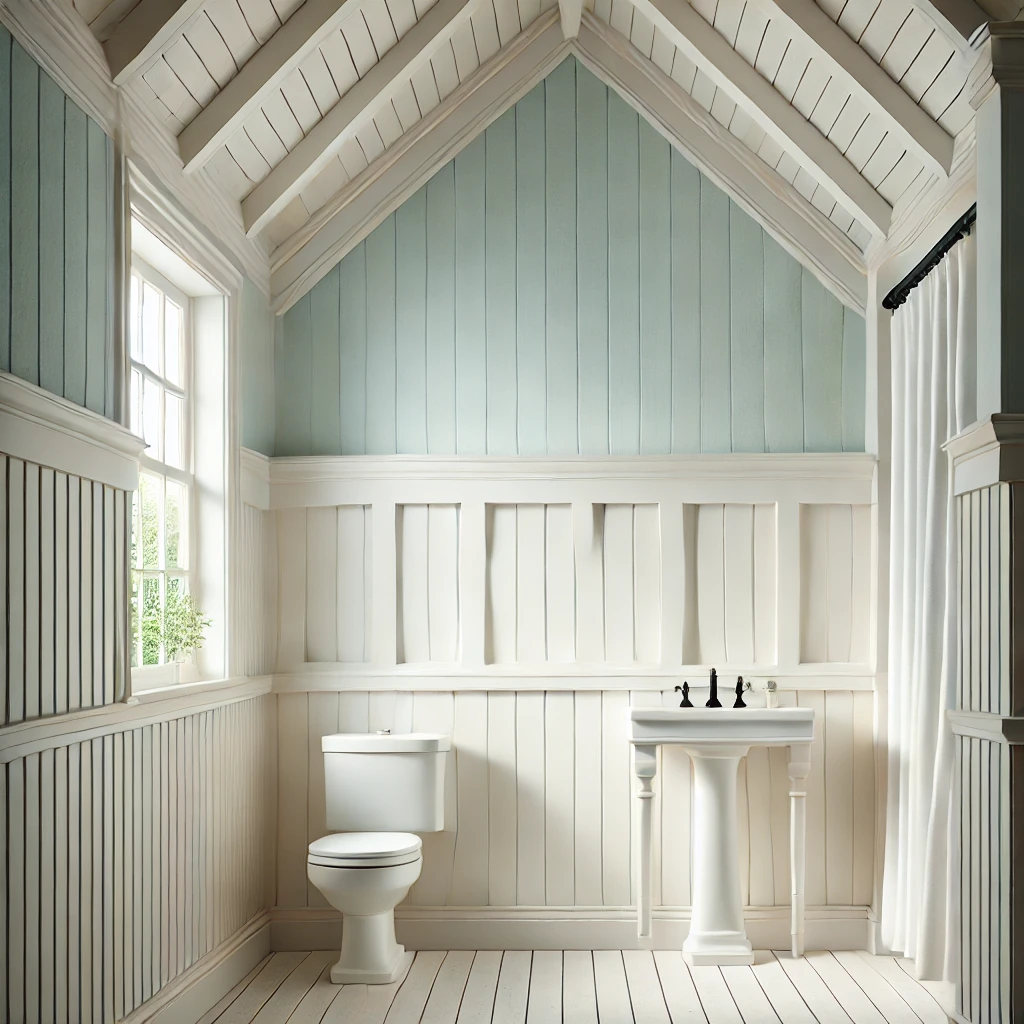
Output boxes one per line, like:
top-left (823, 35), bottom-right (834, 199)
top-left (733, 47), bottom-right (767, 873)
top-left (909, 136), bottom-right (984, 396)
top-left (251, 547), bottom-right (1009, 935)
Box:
top-left (307, 730), bottom-right (450, 984)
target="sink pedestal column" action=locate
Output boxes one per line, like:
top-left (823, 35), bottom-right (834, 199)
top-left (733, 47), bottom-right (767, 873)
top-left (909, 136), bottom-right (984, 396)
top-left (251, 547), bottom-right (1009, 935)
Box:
top-left (684, 749), bottom-right (753, 966)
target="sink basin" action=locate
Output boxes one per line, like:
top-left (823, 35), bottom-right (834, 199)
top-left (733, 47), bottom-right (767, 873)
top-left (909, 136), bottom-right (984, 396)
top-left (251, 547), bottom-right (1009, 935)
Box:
top-left (628, 703), bottom-right (816, 966)
top-left (628, 706), bottom-right (814, 748)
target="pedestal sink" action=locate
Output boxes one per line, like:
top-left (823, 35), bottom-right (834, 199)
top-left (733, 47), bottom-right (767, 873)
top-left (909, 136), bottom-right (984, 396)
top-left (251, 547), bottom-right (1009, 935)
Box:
top-left (628, 706), bottom-right (815, 965)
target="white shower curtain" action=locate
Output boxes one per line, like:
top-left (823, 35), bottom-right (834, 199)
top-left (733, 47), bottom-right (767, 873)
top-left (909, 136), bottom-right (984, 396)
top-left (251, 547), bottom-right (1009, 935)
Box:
top-left (881, 232), bottom-right (976, 981)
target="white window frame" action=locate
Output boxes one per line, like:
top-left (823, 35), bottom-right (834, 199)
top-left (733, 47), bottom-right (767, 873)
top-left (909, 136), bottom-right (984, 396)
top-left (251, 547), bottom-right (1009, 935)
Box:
top-left (129, 257), bottom-right (200, 687)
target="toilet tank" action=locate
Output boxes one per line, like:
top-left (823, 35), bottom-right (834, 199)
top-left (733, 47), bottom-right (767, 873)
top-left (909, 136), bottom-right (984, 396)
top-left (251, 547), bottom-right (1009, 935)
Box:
top-left (322, 732), bottom-right (450, 832)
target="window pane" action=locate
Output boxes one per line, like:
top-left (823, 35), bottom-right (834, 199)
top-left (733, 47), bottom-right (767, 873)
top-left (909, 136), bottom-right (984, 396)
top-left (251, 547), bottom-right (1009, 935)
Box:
top-left (130, 368), bottom-right (141, 436)
top-left (130, 275), bottom-right (141, 360)
top-left (140, 473), bottom-right (161, 570)
top-left (165, 393), bottom-right (183, 470)
top-left (142, 378), bottom-right (162, 459)
top-left (142, 575), bottom-right (162, 665)
top-left (165, 301), bottom-right (182, 387)
top-left (166, 480), bottom-right (186, 570)
top-left (142, 281), bottom-right (161, 373)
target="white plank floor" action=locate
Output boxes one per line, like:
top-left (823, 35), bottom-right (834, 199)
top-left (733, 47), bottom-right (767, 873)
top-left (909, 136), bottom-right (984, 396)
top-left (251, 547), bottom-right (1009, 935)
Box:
top-left (197, 950), bottom-right (951, 1024)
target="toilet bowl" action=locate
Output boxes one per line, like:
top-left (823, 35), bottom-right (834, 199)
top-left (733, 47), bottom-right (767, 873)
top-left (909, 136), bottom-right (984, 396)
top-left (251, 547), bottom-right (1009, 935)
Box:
top-left (306, 731), bottom-right (449, 985)
top-left (307, 832), bottom-right (423, 983)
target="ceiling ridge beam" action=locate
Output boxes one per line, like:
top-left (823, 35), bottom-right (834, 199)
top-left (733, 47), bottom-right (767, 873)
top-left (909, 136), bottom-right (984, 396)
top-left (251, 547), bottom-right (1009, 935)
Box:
top-left (179, 0), bottom-right (373, 174)
top-left (243, 0), bottom-right (481, 239)
top-left (559, 0), bottom-right (585, 38)
top-left (270, 11), bottom-right (568, 311)
top-left (748, 0), bottom-right (953, 178)
top-left (103, 0), bottom-right (207, 84)
top-left (628, 0), bottom-right (891, 237)
top-left (574, 15), bottom-right (866, 311)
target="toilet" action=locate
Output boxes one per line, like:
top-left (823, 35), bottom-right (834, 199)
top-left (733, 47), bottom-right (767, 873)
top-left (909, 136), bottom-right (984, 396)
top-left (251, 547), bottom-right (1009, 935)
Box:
top-left (307, 730), bottom-right (450, 984)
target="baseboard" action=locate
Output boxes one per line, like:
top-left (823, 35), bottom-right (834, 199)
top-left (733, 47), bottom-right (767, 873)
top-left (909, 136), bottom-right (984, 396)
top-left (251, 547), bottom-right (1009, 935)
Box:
top-left (120, 913), bottom-right (272, 1024)
top-left (270, 905), bottom-right (872, 954)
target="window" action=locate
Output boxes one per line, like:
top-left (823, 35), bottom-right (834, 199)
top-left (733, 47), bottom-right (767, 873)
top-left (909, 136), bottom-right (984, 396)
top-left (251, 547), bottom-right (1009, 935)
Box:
top-left (129, 260), bottom-right (194, 676)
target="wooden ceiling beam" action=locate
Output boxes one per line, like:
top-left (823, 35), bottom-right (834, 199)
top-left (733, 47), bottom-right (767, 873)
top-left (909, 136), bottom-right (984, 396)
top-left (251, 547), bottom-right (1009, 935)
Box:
top-left (575, 15), bottom-right (866, 312)
top-left (103, 0), bottom-right (206, 84)
top-left (559, 0), bottom-right (585, 38)
top-left (243, 0), bottom-right (480, 239)
top-left (628, 0), bottom-right (892, 237)
top-left (271, 11), bottom-right (569, 311)
top-left (179, 0), bottom-right (370, 173)
top-left (910, 0), bottom-right (994, 53)
top-left (749, 0), bottom-right (954, 178)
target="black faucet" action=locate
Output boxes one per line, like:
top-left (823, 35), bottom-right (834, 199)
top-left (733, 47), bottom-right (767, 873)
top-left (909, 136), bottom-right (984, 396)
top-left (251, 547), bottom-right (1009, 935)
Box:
top-left (674, 682), bottom-right (693, 708)
top-left (705, 667), bottom-right (722, 708)
top-left (733, 675), bottom-right (747, 708)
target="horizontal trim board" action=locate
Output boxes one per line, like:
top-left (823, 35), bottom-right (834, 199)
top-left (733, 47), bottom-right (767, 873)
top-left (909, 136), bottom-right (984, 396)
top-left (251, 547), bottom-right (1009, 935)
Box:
top-left (948, 709), bottom-right (1024, 744)
top-left (0, 374), bottom-right (143, 491)
top-left (272, 672), bottom-right (876, 692)
top-left (261, 453), bottom-right (876, 508)
top-left (270, 905), bottom-right (872, 953)
top-left (240, 447), bottom-right (271, 509)
top-left (0, 676), bottom-right (273, 762)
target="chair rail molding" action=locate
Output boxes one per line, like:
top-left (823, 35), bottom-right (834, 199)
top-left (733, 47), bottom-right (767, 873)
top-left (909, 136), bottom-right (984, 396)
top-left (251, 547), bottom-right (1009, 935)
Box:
top-left (944, 414), bottom-right (1024, 494)
top-left (261, 452), bottom-right (876, 507)
top-left (0, 372), bottom-right (145, 490)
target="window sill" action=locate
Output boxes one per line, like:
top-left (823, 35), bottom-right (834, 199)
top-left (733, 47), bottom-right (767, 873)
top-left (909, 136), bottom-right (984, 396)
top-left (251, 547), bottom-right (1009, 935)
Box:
top-left (131, 662), bottom-right (200, 692)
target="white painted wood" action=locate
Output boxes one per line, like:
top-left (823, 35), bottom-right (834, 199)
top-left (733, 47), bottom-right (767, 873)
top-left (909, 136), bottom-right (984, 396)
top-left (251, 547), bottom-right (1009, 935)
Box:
top-left (697, 504), bottom-right (726, 666)
top-left (451, 692), bottom-right (490, 905)
top-left (243, 0), bottom-right (480, 236)
top-left (634, 505), bottom-right (661, 664)
top-left (306, 507), bottom-right (339, 662)
top-left (604, 505), bottom-right (636, 663)
top-left (487, 691), bottom-right (518, 906)
top-left (462, 501), bottom-right (488, 668)
top-left (546, 505), bottom-right (576, 663)
top-left (724, 504), bottom-right (755, 664)
top-left (103, 0), bottom-right (207, 82)
top-left (574, 503), bottom-right (605, 663)
top-left (518, 505), bottom-right (547, 662)
top-left (493, 951), bottom-right (532, 1024)
top-left (178, 0), bottom-right (374, 171)
top-left (558, 0), bottom-right (583, 37)
top-left (688, 965), bottom-right (743, 1023)
top-left (804, 951), bottom-right (887, 1023)
top-left (372, 501), bottom-right (398, 667)
top-left (624, 0), bottom-right (891, 236)
top-left (399, 504), bottom-right (431, 663)
top-left (749, 0), bottom-right (953, 178)
top-left (487, 505), bottom-right (518, 665)
top-left (277, 508), bottom-right (308, 668)
top-left (429, 504), bottom-right (461, 661)
top-left (516, 691), bottom-right (547, 904)
top-left (544, 692), bottom-right (576, 904)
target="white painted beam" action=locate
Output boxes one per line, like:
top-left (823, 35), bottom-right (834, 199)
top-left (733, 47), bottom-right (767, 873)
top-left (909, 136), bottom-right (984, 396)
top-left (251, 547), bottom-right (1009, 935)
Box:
top-left (628, 0), bottom-right (892, 237)
top-left (750, 0), bottom-right (954, 178)
top-left (270, 10), bottom-right (569, 310)
top-left (103, 0), bottom-right (206, 84)
top-left (912, 0), bottom-right (994, 53)
top-left (242, 0), bottom-right (480, 238)
top-left (574, 16), bottom-right (866, 311)
top-left (178, 0), bottom-right (371, 173)
top-left (559, 0), bottom-right (584, 38)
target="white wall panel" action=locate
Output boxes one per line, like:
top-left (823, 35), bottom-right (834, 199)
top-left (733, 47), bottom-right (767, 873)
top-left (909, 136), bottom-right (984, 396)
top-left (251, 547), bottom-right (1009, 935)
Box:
top-left (2, 694), bottom-right (273, 1024)
top-left (273, 465), bottom-right (873, 677)
top-left (800, 503), bottom-right (872, 664)
top-left (238, 502), bottom-right (278, 676)
top-left (0, 455), bottom-right (129, 725)
top-left (277, 687), bottom-right (874, 911)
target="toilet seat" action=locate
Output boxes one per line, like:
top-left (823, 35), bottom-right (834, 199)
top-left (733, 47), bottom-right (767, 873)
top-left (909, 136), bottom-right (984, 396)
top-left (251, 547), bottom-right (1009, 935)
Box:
top-left (308, 831), bottom-right (422, 868)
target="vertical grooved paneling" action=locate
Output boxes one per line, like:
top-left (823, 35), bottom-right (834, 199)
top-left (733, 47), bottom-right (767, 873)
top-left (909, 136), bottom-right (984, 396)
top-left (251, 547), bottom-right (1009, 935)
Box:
top-left (576, 70), bottom-right (608, 455)
top-left (545, 59), bottom-right (578, 455)
top-left (607, 92), bottom-right (640, 455)
top-left (516, 82), bottom-right (546, 457)
top-left (3, 698), bottom-right (273, 1022)
top-left (485, 112), bottom-right (518, 455)
top-left (310, 269), bottom-right (341, 455)
top-left (396, 188), bottom-right (428, 454)
top-left (455, 137), bottom-right (486, 455)
top-left (274, 60), bottom-right (863, 459)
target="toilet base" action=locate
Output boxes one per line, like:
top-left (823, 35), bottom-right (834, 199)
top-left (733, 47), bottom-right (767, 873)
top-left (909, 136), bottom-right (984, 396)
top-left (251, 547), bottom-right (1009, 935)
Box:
top-left (330, 910), bottom-right (413, 985)
top-left (331, 949), bottom-right (413, 985)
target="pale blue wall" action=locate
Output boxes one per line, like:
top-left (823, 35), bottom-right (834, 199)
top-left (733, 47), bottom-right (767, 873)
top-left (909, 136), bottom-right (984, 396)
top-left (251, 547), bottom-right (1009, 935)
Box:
top-left (0, 26), bottom-right (117, 419)
top-left (240, 276), bottom-right (275, 456)
top-left (276, 56), bottom-right (866, 457)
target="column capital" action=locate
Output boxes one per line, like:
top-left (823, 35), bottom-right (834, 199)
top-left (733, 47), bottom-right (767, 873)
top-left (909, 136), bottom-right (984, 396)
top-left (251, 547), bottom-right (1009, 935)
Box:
top-left (969, 22), bottom-right (1024, 109)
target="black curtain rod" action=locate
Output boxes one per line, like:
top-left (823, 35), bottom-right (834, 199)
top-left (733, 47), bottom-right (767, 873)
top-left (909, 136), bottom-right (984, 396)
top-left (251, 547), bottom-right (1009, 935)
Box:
top-left (882, 204), bottom-right (976, 311)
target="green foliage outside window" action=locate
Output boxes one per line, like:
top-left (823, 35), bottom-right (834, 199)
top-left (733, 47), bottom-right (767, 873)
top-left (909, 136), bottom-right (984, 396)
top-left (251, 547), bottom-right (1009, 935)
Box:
top-left (131, 475), bottom-right (210, 667)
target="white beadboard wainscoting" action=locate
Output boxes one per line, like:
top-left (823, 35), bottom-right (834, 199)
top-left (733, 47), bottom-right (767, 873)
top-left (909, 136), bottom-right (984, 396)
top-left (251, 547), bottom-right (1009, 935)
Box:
top-left (272, 687), bottom-right (876, 952)
top-left (1, 373), bottom-right (144, 725)
top-left (245, 451), bottom-right (878, 685)
top-left (1, 686), bottom-right (275, 1024)
top-left (243, 450), bottom-right (883, 952)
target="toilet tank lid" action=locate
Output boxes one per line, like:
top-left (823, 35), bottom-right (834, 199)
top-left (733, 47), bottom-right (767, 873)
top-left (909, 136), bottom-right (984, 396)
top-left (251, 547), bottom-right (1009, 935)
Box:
top-left (322, 732), bottom-right (451, 753)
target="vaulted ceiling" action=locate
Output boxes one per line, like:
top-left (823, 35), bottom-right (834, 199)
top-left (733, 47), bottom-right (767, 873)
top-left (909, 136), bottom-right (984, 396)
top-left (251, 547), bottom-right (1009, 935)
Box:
top-left (72, 0), bottom-right (1010, 311)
